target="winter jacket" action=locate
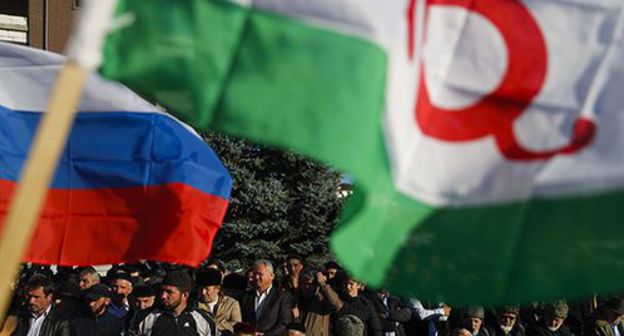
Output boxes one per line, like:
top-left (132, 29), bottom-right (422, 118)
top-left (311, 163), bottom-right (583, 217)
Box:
top-left (136, 306), bottom-right (215, 336)
top-left (11, 307), bottom-right (73, 336)
top-left (73, 310), bottom-right (124, 336)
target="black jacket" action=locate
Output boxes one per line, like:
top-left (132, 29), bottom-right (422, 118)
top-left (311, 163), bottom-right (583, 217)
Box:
top-left (371, 295), bottom-right (411, 336)
top-left (135, 306), bottom-right (215, 336)
top-left (73, 310), bottom-right (124, 336)
top-left (335, 295), bottom-right (383, 336)
top-left (12, 306), bottom-right (73, 336)
top-left (240, 287), bottom-right (293, 336)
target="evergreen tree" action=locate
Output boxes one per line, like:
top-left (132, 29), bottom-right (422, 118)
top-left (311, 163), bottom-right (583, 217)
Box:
top-left (204, 133), bottom-right (345, 270)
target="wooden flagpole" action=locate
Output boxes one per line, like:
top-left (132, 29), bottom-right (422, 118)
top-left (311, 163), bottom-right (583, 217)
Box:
top-left (0, 61), bottom-right (88, 320)
top-left (0, 0), bottom-right (118, 322)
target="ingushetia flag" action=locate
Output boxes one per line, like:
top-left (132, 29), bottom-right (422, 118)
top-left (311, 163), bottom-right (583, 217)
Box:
top-left (0, 42), bottom-right (232, 267)
top-left (98, 0), bottom-right (624, 304)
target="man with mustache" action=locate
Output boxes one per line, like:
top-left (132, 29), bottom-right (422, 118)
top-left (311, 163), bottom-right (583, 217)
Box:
top-left (12, 274), bottom-right (72, 336)
top-left (527, 301), bottom-right (572, 336)
top-left (136, 270), bottom-right (216, 336)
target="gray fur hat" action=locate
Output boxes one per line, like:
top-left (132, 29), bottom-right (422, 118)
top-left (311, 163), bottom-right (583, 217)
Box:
top-left (464, 306), bottom-right (485, 320)
top-left (544, 301), bottom-right (569, 319)
top-left (335, 314), bottom-right (365, 336)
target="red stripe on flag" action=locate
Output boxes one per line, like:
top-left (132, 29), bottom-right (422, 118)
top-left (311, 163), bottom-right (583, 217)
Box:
top-left (0, 179), bottom-right (229, 266)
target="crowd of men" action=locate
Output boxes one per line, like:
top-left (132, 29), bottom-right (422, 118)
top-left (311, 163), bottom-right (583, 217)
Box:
top-left (1, 255), bottom-right (623, 336)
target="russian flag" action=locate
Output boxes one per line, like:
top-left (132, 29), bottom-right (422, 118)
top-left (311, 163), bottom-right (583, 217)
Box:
top-left (0, 42), bottom-right (232, 266)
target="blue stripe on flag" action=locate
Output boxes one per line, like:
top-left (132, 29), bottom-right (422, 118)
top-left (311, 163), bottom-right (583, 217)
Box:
top-left (0, 105), bottom-right (231, 199)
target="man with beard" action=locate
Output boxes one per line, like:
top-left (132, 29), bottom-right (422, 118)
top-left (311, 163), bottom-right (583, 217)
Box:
top-left (240, 259), bottom-right (293, 336)
top-left (126, 285), bottom-right (157, 335)
top-left (12, 274), bottom-right (73, 336)
top-left (74, 284), bottom-right (124, 336)
top-left (132, 286), bottom-right (156, 313)
top-left (527, 301), bottom-right (572, 336)
top-left (493, 306), bottom-right (524, 336)
top-left (197, 268), bottom-right (242, 334)
top-left (136, 270), bottom-right (215, 335)
top-left (461, 307), bottom-right (492, 336)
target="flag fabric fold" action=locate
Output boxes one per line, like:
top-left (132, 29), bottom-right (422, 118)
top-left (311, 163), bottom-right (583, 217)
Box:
top-left (0, 42), bottom-right (232, 266)
top-left (100, 0), bottom-right (624, 304)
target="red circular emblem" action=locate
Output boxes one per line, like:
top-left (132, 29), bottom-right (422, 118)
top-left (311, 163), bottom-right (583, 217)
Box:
top-left (407, 0), bottom-right (595, 160)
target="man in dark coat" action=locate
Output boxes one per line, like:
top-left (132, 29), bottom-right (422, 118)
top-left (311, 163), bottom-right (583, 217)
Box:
top-left (492, 306), bottom-right (524, 336)
top-left (73, 284), bottom-right (124, 336)
top-left (373, 290), bottom-right (412, 336)
top-left (240, 259), bottom-right (293, 336)
top-left (584, 297), bottom-right (624, 336)
top-left (527, 301), bottom-right (572, 336)
top-left (333, 273), bottom-right (382, 336)
top-left (125, 285), bottom-right (157, 335)
top-left (12, 274), bottom-right (73, 336)
top-left (135, 270), bottom-right (215, 336)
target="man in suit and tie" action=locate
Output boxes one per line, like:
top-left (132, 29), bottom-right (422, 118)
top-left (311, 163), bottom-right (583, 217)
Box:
top-left (240, 259), bottom-right (293, 336)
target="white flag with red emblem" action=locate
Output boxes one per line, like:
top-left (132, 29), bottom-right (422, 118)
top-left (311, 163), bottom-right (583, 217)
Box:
top-left (94, 0), bottom-right (624, 304)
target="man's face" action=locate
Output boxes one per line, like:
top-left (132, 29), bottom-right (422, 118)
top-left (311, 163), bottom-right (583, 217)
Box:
top-left (246, 270), bottom-right (254, 285)
top-left (88, 297), bottom-right (109, 317)
top-left (27, 287), bottom-right (52, 315)
top-left (111, 279), bottom-right (133, 298)
top-left (465, 317), bottom-right (482, 334)
top-left (326, 268), bottom-right (337, 279)
top-left (301, 274), bottom-right (316, 290)
top-left (498, 313), bottom-right (517, 328)
top-left (545, 315), bottom-right (565, 331)
top-left (253, 264), bottom-right (274, 292)
top-left (345, 280), bottom-right (361, 297)
top-left (79, 274), bottom-right (98, 291)
top-left (200, 285), bottom-right (220, 304)
top-left (134, 296), bottom-right (155, 311)
top-left (287, 259), bottom-right (303, 276)
top-left (160, 285), bottom-right (186, 310)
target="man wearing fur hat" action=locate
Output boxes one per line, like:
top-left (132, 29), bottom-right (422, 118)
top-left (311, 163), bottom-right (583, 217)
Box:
top-left (493, 306), bottom-right (524, 336)
top-left (109, 272), bottom-right (134, 319)
top-left (527, 301), bottom-right (572, 336)
top-left (461, 307), bottom-right (491, 336)
top-left (198, 267), bottom-right (242, 334)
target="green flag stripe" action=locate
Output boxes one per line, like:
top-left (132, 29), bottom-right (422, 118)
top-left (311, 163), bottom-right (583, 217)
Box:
top-left (103, 0), bottom-right (250, 126)
top-left (103, 0), bottom-right (387, 180)
top-left (380, 188), bottom-right (624, 305)
top-left (102, 0), bottom-right (419, 289)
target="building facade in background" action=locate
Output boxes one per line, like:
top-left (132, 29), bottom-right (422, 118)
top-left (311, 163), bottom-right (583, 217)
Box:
top-left (0, 0), bottom-right (78, 53)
